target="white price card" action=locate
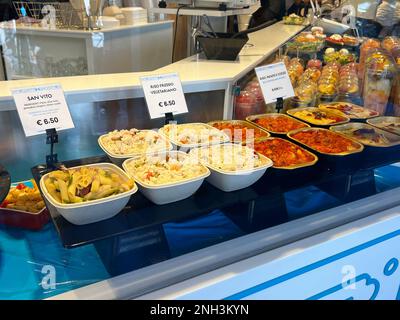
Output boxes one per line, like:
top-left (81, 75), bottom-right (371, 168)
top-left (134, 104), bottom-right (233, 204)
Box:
top-left (255, 62), bottom-right (295, 104)
top-left (12, 84), bottom-right (75, 137)
top-left (140, 73), bottom-right (188, 119)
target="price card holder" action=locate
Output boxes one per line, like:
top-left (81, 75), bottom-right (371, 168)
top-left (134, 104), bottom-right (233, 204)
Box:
top-left (45, 128), bottom-right (58, 168)
top-left (164, 112), bottom-right (175, 125)
top-left (255, 62), bottom-right (295, 113)
top-left (275, 97), bottom-right (284, 113)
top-left (140, 73), bottom-right (188, 120)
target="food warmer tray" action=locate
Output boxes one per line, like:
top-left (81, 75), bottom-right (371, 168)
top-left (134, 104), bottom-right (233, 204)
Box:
top-left (0, 180), bottom-right (50, 230)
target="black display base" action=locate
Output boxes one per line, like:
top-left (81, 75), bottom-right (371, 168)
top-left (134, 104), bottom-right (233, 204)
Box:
top-left (45, 128), bottom-right (58, 168)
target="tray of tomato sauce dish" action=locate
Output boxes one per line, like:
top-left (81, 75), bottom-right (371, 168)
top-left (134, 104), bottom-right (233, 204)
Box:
top-left (288, 127), bottom-right (364, 156)
top-left (287, 107), bottom-right (350, 127)
top-left (245, 137), bottom-right (318, 169)
top-left (0, 179), bottom-right (50, 230)
top-left (287, 128), bottom-right (364, 172)
top-left (208, 120), bottom-right (270, 143)
top-left (246, 113), bottom-right (310, 135)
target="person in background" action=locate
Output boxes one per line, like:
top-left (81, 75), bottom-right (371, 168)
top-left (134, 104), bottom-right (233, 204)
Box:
top-left (287, 0), bottom-right (303, 16)
top-left (351, 0), bottom-right (381, 38)
top-left (375, 0), bottom-right (400, 38)
top-left (300, 0), bottom-right (312, 17)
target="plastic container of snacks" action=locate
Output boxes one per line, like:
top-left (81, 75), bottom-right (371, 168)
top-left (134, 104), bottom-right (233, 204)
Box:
top-left (362, 50), bottom-right (395, 114)
top-left (0, 180), bottom-right (50, 230)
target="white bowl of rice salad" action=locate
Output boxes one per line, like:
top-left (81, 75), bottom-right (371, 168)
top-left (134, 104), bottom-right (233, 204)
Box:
top-left (189, 143), bottom-right (273, 192)
top-left (122, 151), bottom-right (210, 204)
top-left (98, 129), bottom-right (173, 166)
top-left (158, 123), bottom-right (230, 151)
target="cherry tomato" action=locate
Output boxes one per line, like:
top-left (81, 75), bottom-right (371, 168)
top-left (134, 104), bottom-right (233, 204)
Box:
top-left (16, 183), bottom-right (27, 190)
top-left (0, 200), bottom-right (9, 208)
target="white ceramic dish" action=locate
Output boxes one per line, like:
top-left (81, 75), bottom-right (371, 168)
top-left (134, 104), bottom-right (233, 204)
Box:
top-left (98, 129), bottom-right (173, 166)
top-left (158, 123), bottom-right (230, 152)
top-left (40, 163), bottom-right (137, 225)
top-left (122, 151), bottom-right (210, 205)
top-left (189, 144), bottom-right (273, 192)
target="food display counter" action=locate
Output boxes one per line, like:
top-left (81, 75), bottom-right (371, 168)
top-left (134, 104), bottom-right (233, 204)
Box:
top-left (0, 21), bottom-right (174, 79)
top-left (1, 20), bottom-right (400, 300)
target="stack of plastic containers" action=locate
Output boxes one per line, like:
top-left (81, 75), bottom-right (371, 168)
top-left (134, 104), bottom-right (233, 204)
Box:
top-left (317, 63), bottom-right (340, 102)
top-left (338, 62), bottom-right (359, 100)
top-left (359, 38), bottom-right (381, 95)
top-left (384, 37), bottom-right (400, 116)
top-left (363, 49), bottom-right (396, 115)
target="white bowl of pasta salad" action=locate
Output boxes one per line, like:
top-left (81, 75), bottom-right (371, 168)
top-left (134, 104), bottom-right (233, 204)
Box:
top-left (98, 129), bottom-right (173, 166)
top-left (158, 123), bottom-right (230, 151)
top-left (40, 163), bottom-right (138, 225)
top-left (122, 151), bottom-right (210, 205)
top-left (189, 143), bottom-right (273, 192)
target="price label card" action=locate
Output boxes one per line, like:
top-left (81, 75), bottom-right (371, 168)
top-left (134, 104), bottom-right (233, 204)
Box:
top-left (12, 84), bottom-right (74, 137)
top-left (140, 73), bottom-right (188, 119)
top-left (255, 62), bottom-right (295, 104)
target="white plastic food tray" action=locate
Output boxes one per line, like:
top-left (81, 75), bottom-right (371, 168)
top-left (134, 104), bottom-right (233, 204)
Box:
top-left (189, 143), bottom-right (273, 192)
top-left (122, 151), bottom-right (210, 205)
top-left (40, 163), bottom-right (137, 225)
top-left (98, 129), bottom-right (173, 166)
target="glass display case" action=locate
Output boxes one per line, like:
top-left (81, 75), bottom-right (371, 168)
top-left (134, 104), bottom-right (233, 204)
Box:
top-left (1, 13), bottom-right (400, 300)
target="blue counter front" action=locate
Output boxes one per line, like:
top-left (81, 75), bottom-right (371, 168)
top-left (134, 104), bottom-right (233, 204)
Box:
top-left (1, 164), bottom-right (399, 299)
